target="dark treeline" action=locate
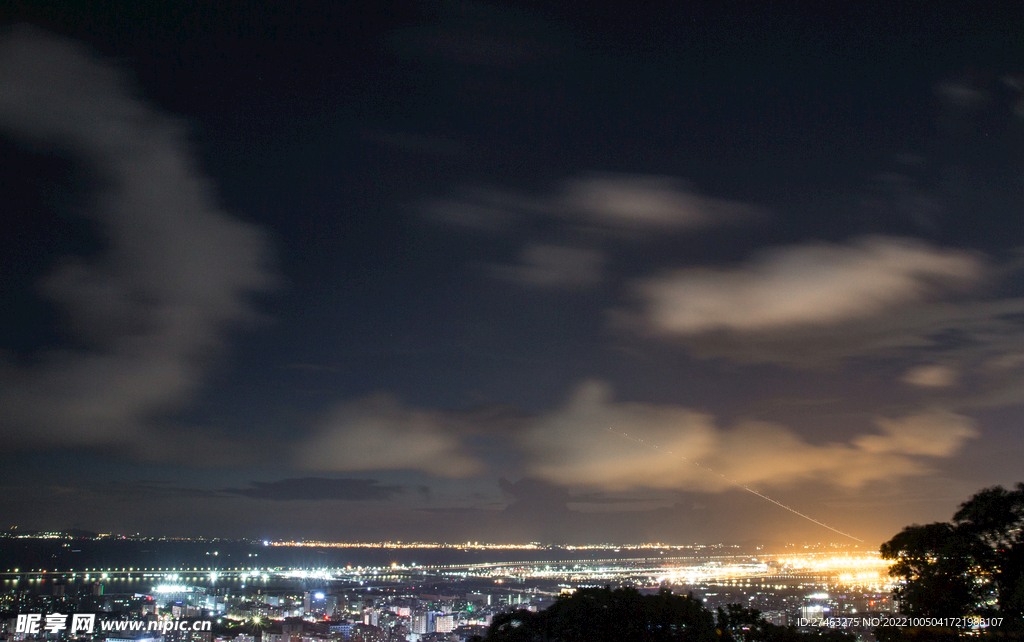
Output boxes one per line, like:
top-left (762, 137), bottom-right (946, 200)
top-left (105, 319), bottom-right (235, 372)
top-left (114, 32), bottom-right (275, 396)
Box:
top-left (879, 483), bottom-right (1024, 639)
top-left (470, 586), bottom-right (852, 642)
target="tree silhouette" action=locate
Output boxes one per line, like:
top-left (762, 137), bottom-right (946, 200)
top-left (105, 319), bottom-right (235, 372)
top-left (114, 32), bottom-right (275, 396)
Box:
top-left (476, 586), bottom-right (853, 642)
top-left (952, 484), bottom-right (1024, 620)
top-left (881, 483), bottom-right (1024, 632)
top-left (880, 521), bottom-right (979, 617)
top-left (482, 587), bottom-right (717, 642)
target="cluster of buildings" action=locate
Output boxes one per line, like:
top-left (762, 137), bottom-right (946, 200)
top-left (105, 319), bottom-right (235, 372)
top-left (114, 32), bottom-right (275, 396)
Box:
top-left (0, 540), bottom-right (900, 642)
top-left (0, 578), bottom-right (549, 642)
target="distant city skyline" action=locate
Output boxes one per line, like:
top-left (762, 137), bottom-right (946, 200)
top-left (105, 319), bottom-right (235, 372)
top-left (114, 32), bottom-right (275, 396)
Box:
top-left (1, 3), bottom-right (1023, 546)
top-left (1, 529), bottom-right (866, 549)
top-left (0, 539), bottom-right (896, 638)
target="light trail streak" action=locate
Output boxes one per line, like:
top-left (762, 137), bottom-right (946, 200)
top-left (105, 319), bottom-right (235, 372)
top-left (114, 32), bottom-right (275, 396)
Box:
top-left (607, 428), bottom-right (864, 543)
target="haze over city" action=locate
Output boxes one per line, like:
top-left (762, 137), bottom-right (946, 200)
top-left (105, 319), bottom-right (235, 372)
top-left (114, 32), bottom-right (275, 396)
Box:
top-left (1, 2), bottom-right (1023, 547)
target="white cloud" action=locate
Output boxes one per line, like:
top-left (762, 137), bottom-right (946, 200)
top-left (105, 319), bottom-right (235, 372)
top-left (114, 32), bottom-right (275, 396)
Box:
top-left (983, 352), bottom-right (1024, 371)
top-left (297, 394), bottom-right (483, 478)
top-left (854, 410), bottom-right (977, 457)
top-left (519, 381), bottom-right (977, 491)
top-left (560, 174), bottom-right (756, 230)
top-left (636, 237), bottom-right (981, 334)
top-left (936, 80), bottom-right (989, 111)
top-left (0, 29), bottom-right (273, 444)
top-left (490, 243), bottom-right (604, 288)
top-left (427, 174), bottom-right (757, 235)
top-left (900, 364), bottom-right (957, 387)
top-left (428, 174), bottom-right (758, 289)
top-left (636, 296), bottom-right (1024, 369)
top-left (422, 186), bottom-right (544, 232)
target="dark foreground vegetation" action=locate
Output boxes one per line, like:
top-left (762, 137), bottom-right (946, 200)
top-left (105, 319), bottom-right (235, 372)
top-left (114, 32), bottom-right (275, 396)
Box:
top-left (470, 586), bottom-right (852, 642)
top-left (881, 484), bottom-right (1023, 617)
top-left (879, 483), bottom-right (1024, 639)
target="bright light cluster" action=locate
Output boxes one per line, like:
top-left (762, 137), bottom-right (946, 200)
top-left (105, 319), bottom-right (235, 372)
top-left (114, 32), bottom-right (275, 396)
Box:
top-left (657, 563), bottom-right (769, 584)
top-left (774, 553), bottom-right (894, 589)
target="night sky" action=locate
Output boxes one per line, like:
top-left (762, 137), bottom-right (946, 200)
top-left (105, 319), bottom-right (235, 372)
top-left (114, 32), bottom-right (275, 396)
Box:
top-left (1, 2), bottom-right (1022, 546)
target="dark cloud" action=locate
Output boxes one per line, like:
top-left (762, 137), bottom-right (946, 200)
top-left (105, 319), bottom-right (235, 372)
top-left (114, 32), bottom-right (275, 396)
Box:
top-left (500, 477), bottom-right (571, 506)
top-left (859, 171), bottom-right (947, 233)
top-left (489, 243), bottom-right (604, 289)
top-left (414, 506), bottom-right (494, 515)
top-left (0, 480), bottom-right (218, 510)
top-left (422, 186), bottom-right (545, 232)
top-left (127, 425), bottom-right (275, 467)
top-left (104, 480), bottom-right (219, 500)
top-left (567, 491), bottom-right (673, 505)
top-left (0, 477), bottom-right (404, 507)
top-left (0, 28), bottom-right (274, 447)
top-left (296, 393), bottom-right (484, 477)
top-left (222, 478), bottom-right (404, 502)
top-left (295, 397), bottom-right (527, 480)
top-left (936, 77), bottom-right (990, 112)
